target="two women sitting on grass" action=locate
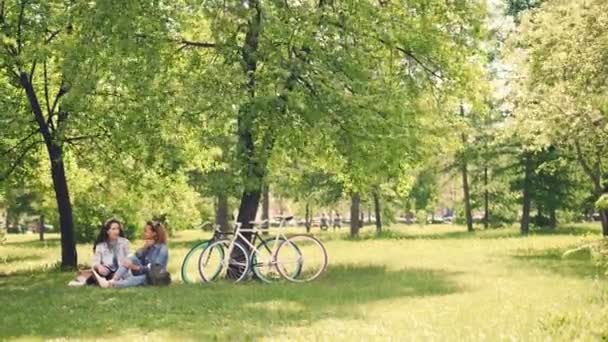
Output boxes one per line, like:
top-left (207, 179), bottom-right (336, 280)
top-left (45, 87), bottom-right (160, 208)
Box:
top-left (68, 219), bottom-right (170, 288)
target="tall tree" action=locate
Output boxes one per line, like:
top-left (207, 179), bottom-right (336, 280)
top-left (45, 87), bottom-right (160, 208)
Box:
top-left (0, 1), bottom-right (170, 267)
top-left (507, 0), bottom-right (608, 236)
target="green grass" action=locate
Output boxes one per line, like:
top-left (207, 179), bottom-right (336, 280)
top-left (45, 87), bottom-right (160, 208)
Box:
top-left (1, 224), bottom-right (607, 341)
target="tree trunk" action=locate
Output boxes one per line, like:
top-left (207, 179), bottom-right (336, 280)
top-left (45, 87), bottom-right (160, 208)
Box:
top-left (601, 210), bottom-right (608, 237)
top-left (48, 144), bottom-right (77, 268)
top-left (39, 215), bottom-right (45, 241)
top-left (236, 0), bottom-right (262, 242)
top-left (461, 152), bottom-right (473, 232)
top-left (484, 166), bottom-right (489, 229)
top-left (350, 193), bottom-right (361, 237)
top-left (460, 104), bottom-right (473, 233)
top-left (216, 193), bottom-right (230, 232)
top-left (261, 184), bottom-right (269, 234)
top-left (19, 72), bottom-right (76, 269)
top-left (373, 190), bottom-right (382, 234)
top-left (549, 207), bottom-right (557, 230)
top-left (520, 153), bottom-right (533, 236)
top-left (236, 190), bottom-right (262, 238)
top-left (367, 208), bottom-right (372, 225)
top-left (305, 202), bottom-right (311, 233)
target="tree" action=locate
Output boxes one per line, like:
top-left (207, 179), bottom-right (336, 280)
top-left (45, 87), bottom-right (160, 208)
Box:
top-left (0, 1), bottom-right (171, 267)
top-left (507, 0), bottom-right (608, 236)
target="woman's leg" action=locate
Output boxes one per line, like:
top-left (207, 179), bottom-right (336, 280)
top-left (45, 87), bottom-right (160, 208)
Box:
top-left (112, 274), bottom-right (147, 288)
top-left (94, 264), bottom-right (112, 277)
top-left (112, 256), bottom-right (141, 280)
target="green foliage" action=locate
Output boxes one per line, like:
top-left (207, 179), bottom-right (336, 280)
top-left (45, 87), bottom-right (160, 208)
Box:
top-left (506, 0), bottom-right (608, 208)
top-left (595, 194), bottom-right (608, 211)
top-left (505, 0), bottom-right (544, 17)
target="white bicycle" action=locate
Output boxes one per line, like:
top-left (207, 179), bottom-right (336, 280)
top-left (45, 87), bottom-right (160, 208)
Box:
top-left (198, 216), bottom-right (328, 283)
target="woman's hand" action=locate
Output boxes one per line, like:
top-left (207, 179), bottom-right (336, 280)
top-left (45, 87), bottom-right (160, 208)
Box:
top-left (120, 259), bottom-right (133, 269)
top-left (94, 264), bottom-right (112, 276)
top-left (143, 239), bottom-right (155, 248)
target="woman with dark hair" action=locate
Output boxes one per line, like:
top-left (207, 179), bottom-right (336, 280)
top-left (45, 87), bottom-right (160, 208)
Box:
top-left (68, 218), bottom-right (130, 287)
top-left (96, 220), bottom-right (169, 288)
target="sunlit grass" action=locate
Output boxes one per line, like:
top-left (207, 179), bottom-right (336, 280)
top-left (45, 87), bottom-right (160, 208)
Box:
top-left (0, 224), bottom-right (606, 340)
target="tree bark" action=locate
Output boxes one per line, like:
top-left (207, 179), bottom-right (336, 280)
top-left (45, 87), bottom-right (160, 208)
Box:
top-left (350, 192), bottom-right (361, 237)
top-left (19, 72), bottom-right (76, 269)
top-left (461, 150), bottom-right (473, 232)
top-left (305, 202), bottom-right (311, 233)
top-left (600, 210), bottom-right (608, 237)
top-left (574, 141), bottom-right (607, 236)
top-left (39, 214), bottom-right (45, 241)
top-left (235, 0), bottom-right (263, 242)
top-left (261, 184), bottom-right (269, 234)
top-left (460, 104), bottom-right (473, 233)
top-left (216, 193), bottom-right (230, 232)
top-left (520, 153), bottom-right (533, 236)
top-left (48, 143), bottom-right (77, 267)
top-left (484, 166), bottom-right (489, 229)
top-left (549, 207), bottom-right (557, 230)
top-left (373, 190), bottom-right (382, 234)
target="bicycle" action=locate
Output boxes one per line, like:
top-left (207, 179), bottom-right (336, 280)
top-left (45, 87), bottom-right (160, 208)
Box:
top-left (197, 217), bottom-right (298, 283)
top-left (198, 216), bottom-right (328, 283)
top-left (180, 227), bottom-right (232, 284)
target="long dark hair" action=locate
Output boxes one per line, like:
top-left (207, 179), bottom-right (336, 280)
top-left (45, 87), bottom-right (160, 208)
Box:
top-left (93, 218), bottom-right (125, 251)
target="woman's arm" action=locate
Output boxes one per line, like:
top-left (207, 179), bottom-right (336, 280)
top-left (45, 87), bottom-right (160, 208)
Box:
top-left (137, 244), bottom-right (168, 273)
top-left (152, 244), bottom-right (169, 269)
top-left (91, 244), bottom-right (103, 267)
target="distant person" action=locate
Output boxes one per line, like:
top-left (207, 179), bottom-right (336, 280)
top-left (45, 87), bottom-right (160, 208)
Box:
top-left (95, 220), bottom-right (170, 288)
top-left (320, 212), bottom-right (329, 231)
top-left (68, 218), bottom-right (130, 287)
top-left (333, 213), bottom-right (342, 230)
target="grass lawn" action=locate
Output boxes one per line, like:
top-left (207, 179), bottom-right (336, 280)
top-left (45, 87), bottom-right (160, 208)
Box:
top-left (1, 224), bottom-right (607, 341)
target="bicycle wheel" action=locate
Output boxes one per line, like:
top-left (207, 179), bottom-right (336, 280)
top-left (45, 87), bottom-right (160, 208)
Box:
top-left (276, 234), bottom-right (328, 282)
top-left (251, 237), bottom-right (302, 283)
top-left (198, 239), bottom-right (250, 283)
top-left (181, 240), bottom-right (210, 284)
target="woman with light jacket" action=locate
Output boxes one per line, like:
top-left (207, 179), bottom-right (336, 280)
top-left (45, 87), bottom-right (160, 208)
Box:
top-left (95, 220), bottom-right (169, 288)
top-left (68, 218), bottom-right (130, 286)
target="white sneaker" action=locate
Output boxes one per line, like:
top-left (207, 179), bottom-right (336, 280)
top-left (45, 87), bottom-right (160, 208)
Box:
top-left (92, 269), bottom-right (109, 288)
top-left (68, 280), bottom-right (86, 287)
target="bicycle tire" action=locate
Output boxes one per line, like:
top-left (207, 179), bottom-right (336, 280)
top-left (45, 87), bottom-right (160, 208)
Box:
top-left (198, 239), bottom-right (250, 283)
top-left (276, 234), bottom-right (328, 282)
top-left (251, 237), bottom-right (302, 283)
top-left (180, 240), bottom-right (210, 284)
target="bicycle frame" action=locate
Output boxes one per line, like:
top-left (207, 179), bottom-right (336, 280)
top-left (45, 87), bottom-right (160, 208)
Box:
top-left (222, 217), bottom-right (292, 270)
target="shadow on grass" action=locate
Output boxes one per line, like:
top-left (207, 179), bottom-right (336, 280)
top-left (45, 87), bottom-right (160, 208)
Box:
top-left (510, 248), bottom-right (605, 279)
top-left (343, 225), bottom-right (602, 242)
top-left (0, 264), bottom-right (462, 340)
top-left (4, 238), bottom-right (61, 248)
top-left (0, 254), bottom-right (44, 264)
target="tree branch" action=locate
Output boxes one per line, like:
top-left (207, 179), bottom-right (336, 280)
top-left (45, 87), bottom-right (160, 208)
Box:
top-left (575, 140), bottom-right (601, 192)
top-left (45, 28), bottom-right (61, 44)
top-left (28, 60), bottom-right (36, 84)
top-left (17, 0), bottom-right (26, 55)
top-left (179, 39), bottom-right (217, 49)
top-left (49, 79), bottom-right (69, 116)
top-left (0, 1), bottom-right (5, 25)
top-left (43, 59), bottom-right (51, 116)
top-left (0, 140), bottom-right (40, 181)
top-left (0, 129), bottom-right (38, 157)
top-left (395, 46), bottom-right (444, 80)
